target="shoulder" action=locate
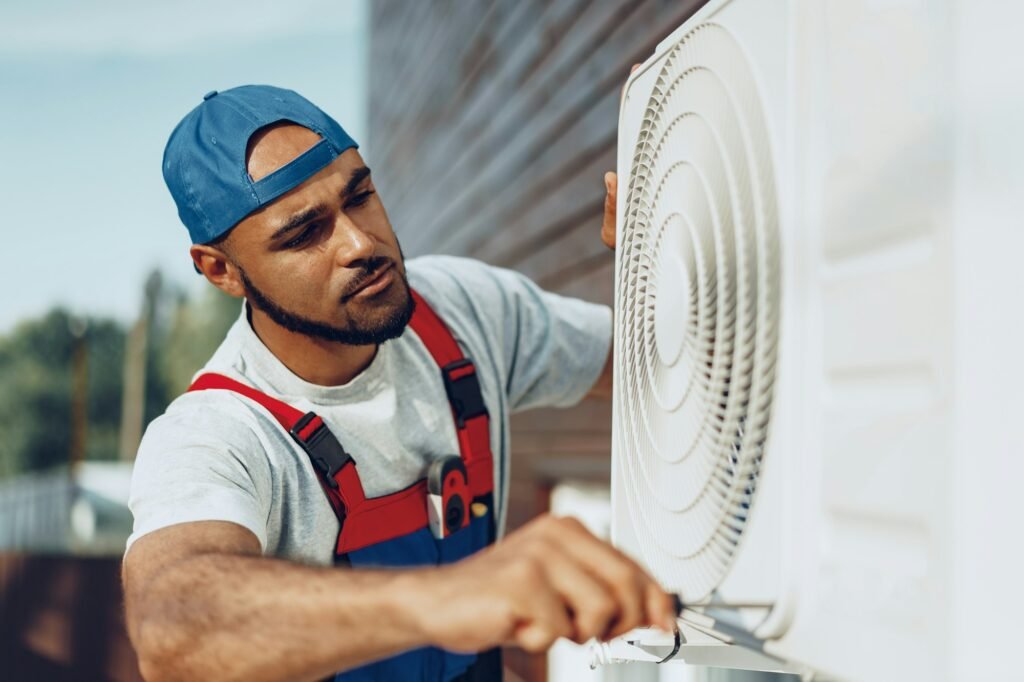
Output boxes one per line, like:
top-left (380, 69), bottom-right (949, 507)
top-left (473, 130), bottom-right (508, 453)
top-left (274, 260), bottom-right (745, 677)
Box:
top-left (404, 255), bottom-right (530, 351)
top-left (134, 388), bottom-right (274, 477)
top-left (406, 255), bottom-right (508, 299)
top-left (130, 388), bottom-right (278, 511)
top-left (405, 255), bottom-right (532, 323)
top-left (127, 390), bottom-right (277, 555)
top-left (146, 388), bottom-right (265, 443)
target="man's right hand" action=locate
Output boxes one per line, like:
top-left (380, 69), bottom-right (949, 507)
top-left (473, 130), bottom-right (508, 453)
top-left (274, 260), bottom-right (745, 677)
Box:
top-left (408, 512), bottom-right (677, 654)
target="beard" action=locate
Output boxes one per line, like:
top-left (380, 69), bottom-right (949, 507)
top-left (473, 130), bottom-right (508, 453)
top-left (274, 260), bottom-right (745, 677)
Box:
top-left (239, 258), bottom-right (415, 346)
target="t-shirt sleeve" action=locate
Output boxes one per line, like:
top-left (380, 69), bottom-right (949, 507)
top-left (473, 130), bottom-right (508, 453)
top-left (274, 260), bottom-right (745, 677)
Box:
top-left (124, 394), bottom-right (273, 556)
top-left (415, 256), bottom-right (612, 413)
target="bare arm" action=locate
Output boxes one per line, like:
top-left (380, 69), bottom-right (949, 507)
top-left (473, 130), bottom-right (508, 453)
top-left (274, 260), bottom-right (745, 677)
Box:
top-left (122, 520), bottom-right (431, 682)
top-left (124, 515), bottom-right (677, 682)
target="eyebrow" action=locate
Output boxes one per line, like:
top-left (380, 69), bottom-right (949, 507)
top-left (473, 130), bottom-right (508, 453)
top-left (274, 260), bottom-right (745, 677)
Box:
top-left (268, 165), bottom-right (373, 242)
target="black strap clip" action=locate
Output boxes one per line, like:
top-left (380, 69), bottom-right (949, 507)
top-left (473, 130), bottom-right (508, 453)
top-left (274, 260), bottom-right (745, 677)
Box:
top-left (441, 359), bottom-right (489, 428)
top-left (289, 412), bottom-right (351, 489)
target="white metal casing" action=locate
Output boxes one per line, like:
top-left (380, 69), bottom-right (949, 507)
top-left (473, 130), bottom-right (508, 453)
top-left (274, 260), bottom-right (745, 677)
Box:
top-left (611, 1), bottom-right (1024, 680)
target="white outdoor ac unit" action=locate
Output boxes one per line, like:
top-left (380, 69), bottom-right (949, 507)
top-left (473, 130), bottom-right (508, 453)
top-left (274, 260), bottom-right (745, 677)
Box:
top-left (606, 1), bottom-right (1024, 680)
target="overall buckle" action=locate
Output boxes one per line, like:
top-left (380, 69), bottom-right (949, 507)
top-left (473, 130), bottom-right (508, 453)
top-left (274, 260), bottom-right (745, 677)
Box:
top-left (289, 412), bottom-right (351, 489)
top-left (441, 359), bottom-right (488, 428)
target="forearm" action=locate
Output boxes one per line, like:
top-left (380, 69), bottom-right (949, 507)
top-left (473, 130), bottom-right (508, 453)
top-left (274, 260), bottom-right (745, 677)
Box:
top-left (133, 553), bottom-right (431, 682)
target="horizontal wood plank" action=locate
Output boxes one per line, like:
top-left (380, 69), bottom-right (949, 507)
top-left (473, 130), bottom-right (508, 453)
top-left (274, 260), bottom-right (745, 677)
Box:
top-left (369, 4), bottom-right (707, 558)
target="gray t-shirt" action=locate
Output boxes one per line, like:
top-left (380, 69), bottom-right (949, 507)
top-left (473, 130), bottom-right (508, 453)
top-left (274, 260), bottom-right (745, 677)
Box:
top-left (125, 255), bottom-right (612, 566)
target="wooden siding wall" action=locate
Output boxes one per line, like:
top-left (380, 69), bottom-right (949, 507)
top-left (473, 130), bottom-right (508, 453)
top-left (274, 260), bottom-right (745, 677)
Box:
top-left (1, 554), bottom-right (142, 681)
top-left (367, 2), bottom-right (705, 677)
top-left (368, 0), bottom-right (704, 517)
top-left (372, 5), bottom-right (708, 671)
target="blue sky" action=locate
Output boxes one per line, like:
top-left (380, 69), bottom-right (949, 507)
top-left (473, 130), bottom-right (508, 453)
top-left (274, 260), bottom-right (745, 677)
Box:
top-left (0, 0), bottom-right (368, 333)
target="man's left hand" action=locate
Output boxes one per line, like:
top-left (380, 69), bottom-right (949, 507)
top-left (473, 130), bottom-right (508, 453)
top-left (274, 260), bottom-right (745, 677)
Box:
top-left (600, 171), bottom-right (617, 251)
top-left (601, 64), bottom-right (642, 252)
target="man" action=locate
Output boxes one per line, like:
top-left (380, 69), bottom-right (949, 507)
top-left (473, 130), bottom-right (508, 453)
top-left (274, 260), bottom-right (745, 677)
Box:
top-left (122, 84), bottom-right (675, 682)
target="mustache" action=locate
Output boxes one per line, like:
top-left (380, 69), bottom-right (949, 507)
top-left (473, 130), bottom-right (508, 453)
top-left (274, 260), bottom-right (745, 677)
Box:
top-left (340, 256), bottom-right (395, 301)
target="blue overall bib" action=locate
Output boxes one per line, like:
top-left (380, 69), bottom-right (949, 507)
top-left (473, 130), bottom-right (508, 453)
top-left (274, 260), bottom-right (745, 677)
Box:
top-left (189, 289), bottom-right (503, 681)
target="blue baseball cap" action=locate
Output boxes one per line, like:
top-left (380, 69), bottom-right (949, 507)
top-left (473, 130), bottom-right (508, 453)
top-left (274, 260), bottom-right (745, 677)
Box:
top-left (162, 84), bottom-right (359, 245)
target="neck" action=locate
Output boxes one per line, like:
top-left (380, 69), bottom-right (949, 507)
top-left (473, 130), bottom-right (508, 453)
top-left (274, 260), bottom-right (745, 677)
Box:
top-left (247, 303), bottom-right (378, 386)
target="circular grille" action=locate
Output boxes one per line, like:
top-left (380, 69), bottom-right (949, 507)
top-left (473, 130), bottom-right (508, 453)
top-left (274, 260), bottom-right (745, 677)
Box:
top-left (614, 22), bottom-right (781, 601)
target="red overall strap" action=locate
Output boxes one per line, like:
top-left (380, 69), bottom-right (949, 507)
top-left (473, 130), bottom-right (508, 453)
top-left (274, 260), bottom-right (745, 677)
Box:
top-left (187, 373), bottom-right (360, 522)
top-left (336, 290), bottom-right (495, 554)
top-left (407, 289), bottom-right (494, 494)
top-left (187, 287), bottom-right (495, 556)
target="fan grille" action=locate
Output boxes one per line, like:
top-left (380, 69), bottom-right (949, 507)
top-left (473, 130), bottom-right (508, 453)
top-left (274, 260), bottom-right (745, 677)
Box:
top-left (614, 22), bottom-right (781, 601)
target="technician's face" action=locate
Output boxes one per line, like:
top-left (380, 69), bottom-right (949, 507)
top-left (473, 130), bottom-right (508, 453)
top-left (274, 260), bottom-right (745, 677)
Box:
top-left (215, 124), bottom-right (412, 345)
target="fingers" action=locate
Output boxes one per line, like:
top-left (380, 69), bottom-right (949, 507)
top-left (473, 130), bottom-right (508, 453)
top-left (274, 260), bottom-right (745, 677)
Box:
top-left (606, 64), bottom-right (642, 251)
top-left (542, 516), bottom-right (672, 637)
top-left (646, 580), bottom-right (678, 633)
top-left (606, 62), bottom-right (638, 249)
top-left (544, 516), bottom-right (647, 638)
top-left (620, 62), bottom-right (643, 103)
top-left (534, 544), bottom-right (621, 644)
top-left (601, 171), bottom-right (617, 250)
top-left (430, 509), bottom-right (677, 657)
top-left (508, 556), bottom-right (575, 653)
top-left (486, 514), bottom-right (676, 656)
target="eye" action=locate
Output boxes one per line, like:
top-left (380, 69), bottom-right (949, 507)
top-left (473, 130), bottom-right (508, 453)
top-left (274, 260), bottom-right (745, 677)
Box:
top-left (282, 222), bottom-right (322, 249)
top-left (345, 189), bottom-right (376, 209)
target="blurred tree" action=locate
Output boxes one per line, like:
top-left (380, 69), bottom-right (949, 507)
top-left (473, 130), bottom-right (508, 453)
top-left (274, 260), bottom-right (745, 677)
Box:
top-left (155, 285), bottom-right (240, 400)
top-left (0, 310), bottom-right (125, 478)
top-left (0, 276), bottom-right (240, 476)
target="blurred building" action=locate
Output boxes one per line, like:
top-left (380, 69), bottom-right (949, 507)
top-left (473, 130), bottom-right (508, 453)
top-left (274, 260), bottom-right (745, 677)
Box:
top-left (0, 464), bottom-right (140, 681)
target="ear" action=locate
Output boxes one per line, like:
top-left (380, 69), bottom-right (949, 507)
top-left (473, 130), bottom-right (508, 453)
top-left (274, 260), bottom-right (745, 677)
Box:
top-left (190, 244), bottom-right (246, 298)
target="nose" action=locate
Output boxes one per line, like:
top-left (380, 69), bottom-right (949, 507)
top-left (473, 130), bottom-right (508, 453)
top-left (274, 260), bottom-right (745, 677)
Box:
top-left (330, 213), bottom-right (376, 269)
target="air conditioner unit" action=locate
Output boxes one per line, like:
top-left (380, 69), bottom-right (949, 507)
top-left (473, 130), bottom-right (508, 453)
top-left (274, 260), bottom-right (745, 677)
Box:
top-left (604, 1), bottom-right (1024, 680)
